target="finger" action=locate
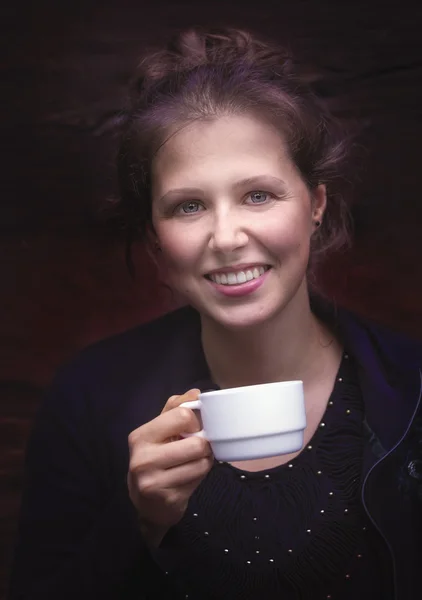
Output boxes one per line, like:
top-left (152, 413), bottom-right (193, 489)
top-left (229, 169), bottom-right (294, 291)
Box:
top-left (161, 389), bottom-right (202, 441)
top-left (161, 388), bottom-right (200, 414)
top-left (141, 456), bottom-right (213, 492)
top-left (161, 395), bottom-right (180, 415)
top-left (134, 405), bottom-right (203, 444)
top-left (131, 435), bottom-right (212, 471)
top-left (161, 395), bottom-right (181, 442)
top-left (163, 459), bottom-right (212, 489)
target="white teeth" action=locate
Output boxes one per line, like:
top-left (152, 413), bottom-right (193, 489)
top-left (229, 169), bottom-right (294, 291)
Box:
top-left (209, 265), bottom-right (268, 286)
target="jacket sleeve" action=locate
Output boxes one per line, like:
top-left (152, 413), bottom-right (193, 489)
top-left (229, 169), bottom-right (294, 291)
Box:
top-left (7, 364), bottom-right (155, 600)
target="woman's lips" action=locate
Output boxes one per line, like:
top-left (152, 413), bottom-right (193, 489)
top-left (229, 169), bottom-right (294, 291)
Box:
top-left (204, 267), bottom-right (272, 297)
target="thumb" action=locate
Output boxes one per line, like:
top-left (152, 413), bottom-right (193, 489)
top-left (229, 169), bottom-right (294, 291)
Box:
top-left (161, 388), bottom-right (200, 414)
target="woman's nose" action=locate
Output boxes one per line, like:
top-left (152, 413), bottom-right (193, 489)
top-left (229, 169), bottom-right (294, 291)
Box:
top-left (208, 217), bottom-right (249, 253)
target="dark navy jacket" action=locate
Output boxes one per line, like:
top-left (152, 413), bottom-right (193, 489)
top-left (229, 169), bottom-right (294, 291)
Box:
top-left (8, 303), bottom-right (422, 599)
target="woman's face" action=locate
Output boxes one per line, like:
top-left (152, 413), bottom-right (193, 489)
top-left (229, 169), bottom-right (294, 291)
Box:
top-left (151, 114), bottom-right (326, 330)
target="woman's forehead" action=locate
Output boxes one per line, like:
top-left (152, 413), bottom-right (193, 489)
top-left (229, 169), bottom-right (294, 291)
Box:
top-left (151, 115), bottom-right (292, 190)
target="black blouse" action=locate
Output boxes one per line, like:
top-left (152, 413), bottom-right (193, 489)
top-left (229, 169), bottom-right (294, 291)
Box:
top-left (154, 352), bottom-right (394, 599)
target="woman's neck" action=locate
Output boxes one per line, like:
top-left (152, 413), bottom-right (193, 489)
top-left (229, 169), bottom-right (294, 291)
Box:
top-left (200, 292), bottom-right (341, 390)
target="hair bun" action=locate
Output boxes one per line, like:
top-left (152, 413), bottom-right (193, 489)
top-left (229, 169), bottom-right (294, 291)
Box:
top-left (172, 27), bottom-right (290, 67)
top-left (132, 27), bottom-right (293, 94)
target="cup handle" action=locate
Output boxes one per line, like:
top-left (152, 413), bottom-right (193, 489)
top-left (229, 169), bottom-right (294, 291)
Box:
top-left (179, 400), bottom-right (206, 439)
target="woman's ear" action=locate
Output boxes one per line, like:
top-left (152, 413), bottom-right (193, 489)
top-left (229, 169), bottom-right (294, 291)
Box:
top-left (312, 184), bottom-right (327, 223)
top-left (144, 224), bottom-right (162, 266)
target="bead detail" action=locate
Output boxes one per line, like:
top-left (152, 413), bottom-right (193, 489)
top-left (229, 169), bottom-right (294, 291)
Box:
top-left (288, 549), bottom-right (293, 554)
top-left (317, 470), bottom-right (322, 475)
top-left (357, 554), bottom-right (362, 559)
top-left (246, 560), bottom-right (251, 565)
top-left (307, 445), bottom-right (313, 450)
top-left (269, 559), bottom-right (275, 563)
top-left (193, 513), bottom-right (198, 517)
top-left (224, 549), bottom-right (229, 553)
top-left (204, 531), bottom-right (209, 536)
top-left (256, 550), bottom-right (260, 554)
top-left (240, 475), bottom-right (247, 480)
top-left (320, 422), bottom-right (326, 428)
top-left (320, 509), bottom-right (325, 514)
top-left (265, 474), bottom-right (270, 479)
top-left (346, 409), bottom-right (351, 415)
top-left (338, 377), bottom-right (343, 382)
top-left (344, 509), bottom-right (349, 514)
top-left (255, 535), bottom-right (260, 540)
top-left (306, 529), bottom-right (312, 534)
top-left (288, 463), bottom-right (293, 468)
top-left (328, 401), bottom-right (334, 406)
top-left (345, 574), bottom-right (351, 579)
top-left (329, 492), bottom-right (334, 496)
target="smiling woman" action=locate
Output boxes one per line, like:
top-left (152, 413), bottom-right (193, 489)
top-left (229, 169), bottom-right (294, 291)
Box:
top-left (149, 113), bottom-right (327, 329)
top-left (9, 25), bottom-right (422, 600)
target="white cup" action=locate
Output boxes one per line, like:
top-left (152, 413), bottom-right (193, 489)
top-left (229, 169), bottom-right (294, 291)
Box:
top-left (180, 380), bottom-right (306, 462)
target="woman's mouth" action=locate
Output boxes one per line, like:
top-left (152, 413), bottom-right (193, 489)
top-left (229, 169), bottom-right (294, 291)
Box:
top-left (204, 265), bottom-right (272, 297)
top-left (205, 265), bottom-right (271, 286)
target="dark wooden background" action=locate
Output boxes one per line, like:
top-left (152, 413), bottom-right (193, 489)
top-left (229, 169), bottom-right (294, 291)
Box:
top-left (2, 0), bottom-right (422, 596)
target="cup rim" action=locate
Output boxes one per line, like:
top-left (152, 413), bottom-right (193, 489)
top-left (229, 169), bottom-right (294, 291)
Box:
top-left (200, 379), bottom-right (303, 398)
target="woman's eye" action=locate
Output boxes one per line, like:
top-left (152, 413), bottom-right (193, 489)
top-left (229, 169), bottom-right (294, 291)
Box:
top-left (248, 191), bottom-right (271, 204)
top-left (175, 201), bottom-right (202, 215)
top-left (173, 191), bottom-right (273, 215)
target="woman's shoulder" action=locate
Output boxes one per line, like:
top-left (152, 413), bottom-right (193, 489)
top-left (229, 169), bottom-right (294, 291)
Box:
top-left (337, 305), bottom-right (422, 374)
top-left (46, 305), bottom-right (203, 415)
top-left (60, 305), bottom-right (200, 376)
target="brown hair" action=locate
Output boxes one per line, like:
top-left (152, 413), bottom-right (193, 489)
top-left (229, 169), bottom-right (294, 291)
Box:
top-left (112, 26), bottom-right (354, 276)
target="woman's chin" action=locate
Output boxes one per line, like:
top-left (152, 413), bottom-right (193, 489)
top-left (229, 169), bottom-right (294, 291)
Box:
top-left (200, 303), bottom-right (283, 332)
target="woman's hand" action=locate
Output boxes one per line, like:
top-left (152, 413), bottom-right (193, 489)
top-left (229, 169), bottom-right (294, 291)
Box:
top-left (127, 388), bottom-right (213, 548)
